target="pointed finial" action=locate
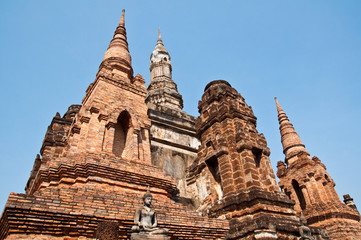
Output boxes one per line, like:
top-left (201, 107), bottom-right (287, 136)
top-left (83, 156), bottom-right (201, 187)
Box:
top-left (119, 9), bottom-right (125, 26)
top-left (275, 97), bottom-right (309, 165)
top-left (157, 28), bottom-right (163, 45)
top-left (274, 97), bottom-right (283, 112)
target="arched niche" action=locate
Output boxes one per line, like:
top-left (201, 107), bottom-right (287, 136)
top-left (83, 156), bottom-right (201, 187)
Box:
top-left (112, 111), bottom-right (132, 158)
top-left (292, 179), bottom-right (306, 210)
top-left (206, 155), bottom-right (223, 200)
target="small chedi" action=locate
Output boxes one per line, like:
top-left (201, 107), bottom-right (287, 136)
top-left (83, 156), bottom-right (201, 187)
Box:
top-left (131, 187), bottom-right (169, 239)
top-left (1, 9), bottom-right (361, 240)
top-left (275, 97), bottom-right (361, 239)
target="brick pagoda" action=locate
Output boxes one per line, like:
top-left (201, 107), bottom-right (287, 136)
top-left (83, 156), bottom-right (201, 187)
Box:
top-left (1, 9), bottom-right (360, 240)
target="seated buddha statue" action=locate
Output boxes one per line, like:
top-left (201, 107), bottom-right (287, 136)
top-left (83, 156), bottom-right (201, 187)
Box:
top-left (131, 186), bottom-right (168, 235)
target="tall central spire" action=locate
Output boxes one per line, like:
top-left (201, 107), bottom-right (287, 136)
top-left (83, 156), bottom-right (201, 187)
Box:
top-left (275, 97), bottom-right (309, 165)
top-left (101, 9), bottom-right (133, 80)
top-left (146, 29), bottom-right (183, 111)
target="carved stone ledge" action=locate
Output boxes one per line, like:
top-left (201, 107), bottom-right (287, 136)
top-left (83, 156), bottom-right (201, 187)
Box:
top-left (237, 142), bottom-right (270, 156)
top-left (106, 122), bottom-right (116, 129)
top-left (80, 116), bottom-right (90, 123)
top-left (201, 147), bottom-right (228, 163)
top-left (71, 125), bottom-right (81, 134)
top-left (98, 114), bottom-right (109, 122)
top-left (90, 106), bottom-right (100, 114)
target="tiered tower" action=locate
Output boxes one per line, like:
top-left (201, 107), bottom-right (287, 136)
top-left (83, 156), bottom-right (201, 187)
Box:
top-left (187, 80), bottom-right (302, 239)
top-left (0, 11), bottom-right (229, 239)
top-left (145, 30), bottom-right (200, 198)
top-left (275, 97), bottom-right (361, 239)
top-left (147, 29), bottom-right (184, 111)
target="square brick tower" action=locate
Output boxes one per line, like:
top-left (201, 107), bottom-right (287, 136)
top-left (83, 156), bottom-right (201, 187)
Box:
top-left (0, 10), bottom-right (229, 240)
top-left (187, 80), bottom-right (302, 239)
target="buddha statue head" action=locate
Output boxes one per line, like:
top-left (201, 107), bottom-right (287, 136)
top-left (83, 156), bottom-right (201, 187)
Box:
top-left (143, 186), bottom-right (152, 207)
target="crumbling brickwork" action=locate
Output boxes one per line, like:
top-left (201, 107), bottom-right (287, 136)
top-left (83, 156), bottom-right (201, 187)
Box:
top-left (25, 105), bottom-right (81, 194)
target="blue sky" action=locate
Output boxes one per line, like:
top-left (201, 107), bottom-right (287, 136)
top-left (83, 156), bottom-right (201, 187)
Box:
top-left (1, 1), bottom-right (361, 212)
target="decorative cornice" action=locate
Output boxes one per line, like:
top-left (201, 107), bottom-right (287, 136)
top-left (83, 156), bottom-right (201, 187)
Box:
top-left (237, 142), bottom-right (271, 156)
top-left (80, 116), bottom-right (90, 123)
top-left (71, 125), bottom-right (81, 134)
top-left (98, 114), bottom-right (108, 122)
top-left (29, 163), bottom-right (178, 197)
top-left (149, 61), bottom-right (172, 72)
top-left (196, 110), bottom-right (256, 138)
top-left (150, 136), bottom-right (198, 153)
top-left (82, 74), bottom-right (147, 106)
top-left (106, 122), bottom-right (116, 129)
top-left (208, 187), bottom-right (295, 218)
top-left (90, 106), bottom-right (100, 114)
top-left (149, 117), bottom-right (196, 136)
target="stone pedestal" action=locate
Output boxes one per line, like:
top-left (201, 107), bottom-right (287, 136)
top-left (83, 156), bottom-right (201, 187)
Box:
top-left (131, 232), bottom-right (169, 240)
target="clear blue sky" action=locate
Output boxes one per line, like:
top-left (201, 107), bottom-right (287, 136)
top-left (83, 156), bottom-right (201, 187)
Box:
top-left (1, 1), bottom-right (361, 212)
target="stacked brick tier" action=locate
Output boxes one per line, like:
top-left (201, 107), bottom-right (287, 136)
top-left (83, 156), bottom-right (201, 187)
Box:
top-left (0, 191), bottom-right (228, 239)
top-left (25, 153), bottom-right (178, 197)
top-left (1, 153), bottom-right (229, 239)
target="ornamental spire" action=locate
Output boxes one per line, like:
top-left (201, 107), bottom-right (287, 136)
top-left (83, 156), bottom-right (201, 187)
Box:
top-left (102, 9), bottom-right (133, 80)
top-left (146, 30), bottom-right (183, 110)
top-left (275, 97), bottom-right (309, 165)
